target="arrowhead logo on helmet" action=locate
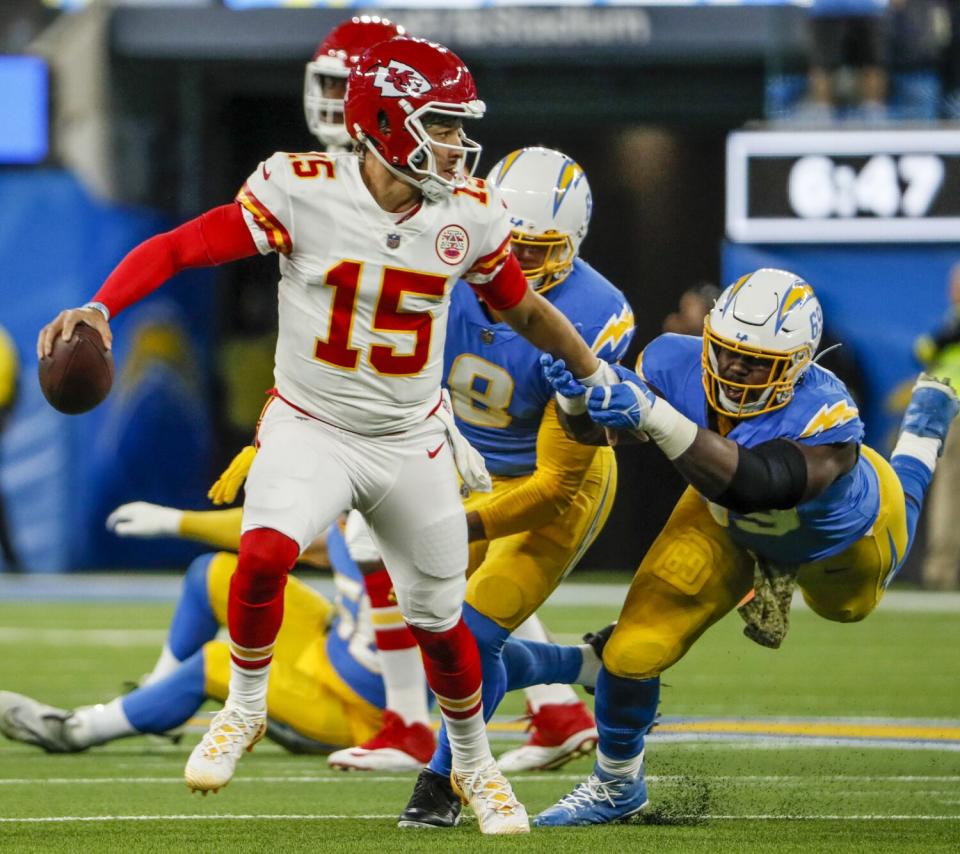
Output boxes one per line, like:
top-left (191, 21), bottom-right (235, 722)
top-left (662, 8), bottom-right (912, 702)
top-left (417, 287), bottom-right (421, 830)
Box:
top-left (345, 36), bottom-right (484, 202)
top-left (374, 60), bottom-right (433, 98)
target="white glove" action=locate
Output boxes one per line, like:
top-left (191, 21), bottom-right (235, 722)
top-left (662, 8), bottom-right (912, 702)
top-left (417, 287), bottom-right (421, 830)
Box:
top-left (434, 390), bottom-right (493, 495)
top-left (106, 502), bottom-right (183, 539)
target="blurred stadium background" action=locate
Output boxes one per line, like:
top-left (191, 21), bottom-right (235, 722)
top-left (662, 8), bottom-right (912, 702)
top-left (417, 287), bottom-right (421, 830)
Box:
top-left (4, 0), bottom-right (960, 577)
top-left (1, 2), bottom-right (959, 849)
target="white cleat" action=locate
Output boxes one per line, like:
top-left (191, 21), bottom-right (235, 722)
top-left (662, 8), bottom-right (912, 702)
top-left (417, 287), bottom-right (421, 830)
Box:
top-left (450, 760), bottom-right (530, 835)
top-left (328, 745), bottom-right (425, 772)
top-left (184, 705), bottom-right (266, 794)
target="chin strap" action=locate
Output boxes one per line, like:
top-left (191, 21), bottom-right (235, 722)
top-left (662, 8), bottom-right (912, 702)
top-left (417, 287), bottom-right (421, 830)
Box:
top-left (359, 135), bottom-right (453, 203)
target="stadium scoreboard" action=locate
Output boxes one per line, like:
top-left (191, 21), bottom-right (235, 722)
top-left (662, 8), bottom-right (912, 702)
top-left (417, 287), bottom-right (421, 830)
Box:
top-left (726, 129), bottom-right (960, 243)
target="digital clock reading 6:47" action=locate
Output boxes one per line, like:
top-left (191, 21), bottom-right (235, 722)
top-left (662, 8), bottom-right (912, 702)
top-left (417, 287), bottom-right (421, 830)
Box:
top-left (726, 130), bottom-right (960, 243)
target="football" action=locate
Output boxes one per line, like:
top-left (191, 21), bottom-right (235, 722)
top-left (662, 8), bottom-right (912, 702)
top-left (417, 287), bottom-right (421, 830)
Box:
top-left (38, 322), bottom-right (115, 414)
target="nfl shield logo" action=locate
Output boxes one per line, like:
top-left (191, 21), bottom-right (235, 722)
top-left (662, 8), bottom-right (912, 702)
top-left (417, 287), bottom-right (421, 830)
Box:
top-left (386, 233), bottom-right (401, 249)
top-left (481, 328), bottom-right (495, 344)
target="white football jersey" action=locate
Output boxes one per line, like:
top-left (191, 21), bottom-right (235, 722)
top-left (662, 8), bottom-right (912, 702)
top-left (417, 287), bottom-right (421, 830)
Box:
top-left (236, 150), bottom-right (512, 435)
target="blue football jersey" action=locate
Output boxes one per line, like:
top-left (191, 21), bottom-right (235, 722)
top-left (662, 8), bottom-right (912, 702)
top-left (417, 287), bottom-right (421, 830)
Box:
top-left (641, 333), bottom-right (879, 564)
top-left (444, 258), bottom-right (635, 476)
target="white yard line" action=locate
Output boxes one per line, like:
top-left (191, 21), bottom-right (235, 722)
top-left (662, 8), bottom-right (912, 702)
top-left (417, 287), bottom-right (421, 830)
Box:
top-left (1, 774), bottom-right (959, 786)
top-left (0, 627), bottom-right (166, 646)
top-left (1, 813), bottom-right (959, 824)
top-left (2, 575), bottom-right (960, 612)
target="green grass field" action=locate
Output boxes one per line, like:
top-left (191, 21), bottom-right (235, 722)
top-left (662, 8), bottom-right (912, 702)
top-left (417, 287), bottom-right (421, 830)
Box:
top-left (1, 592), bottom-right (959, 852)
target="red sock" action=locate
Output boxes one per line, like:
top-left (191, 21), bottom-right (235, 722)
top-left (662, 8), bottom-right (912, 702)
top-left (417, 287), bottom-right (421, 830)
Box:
top-left (364, 565), bottom-right (418, 652)
top-left (364, 566), bottom-right (429, 725)
top-left (228, 528), bottom-right (299, 667)
top-left (408, 618), bottom-right (490, 769)
top-left (407, 618), bottom-right (482, 721)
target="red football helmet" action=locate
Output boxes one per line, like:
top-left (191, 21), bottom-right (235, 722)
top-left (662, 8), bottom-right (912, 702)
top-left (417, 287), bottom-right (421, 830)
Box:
top-left (345, 36), bottom-right (485, 202)
top-left (304, 15), bottom-right (405, 149)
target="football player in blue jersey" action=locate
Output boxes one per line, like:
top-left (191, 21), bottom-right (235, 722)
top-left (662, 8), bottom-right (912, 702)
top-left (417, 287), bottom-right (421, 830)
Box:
top-left (534, 267), bottom-right (960, 826)
top-left (0, 506), bottom-right (390, 756)
top-left (0, 502), bottom-right (598, 759)
top-left (392, 147), bottom-right (636, 828)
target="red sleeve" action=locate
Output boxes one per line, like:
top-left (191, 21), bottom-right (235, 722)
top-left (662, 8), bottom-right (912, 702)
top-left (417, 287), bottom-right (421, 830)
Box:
top-left (468, 252), bottom-right (528, 312)
top-left (92, 202), bottom-right (257, 317)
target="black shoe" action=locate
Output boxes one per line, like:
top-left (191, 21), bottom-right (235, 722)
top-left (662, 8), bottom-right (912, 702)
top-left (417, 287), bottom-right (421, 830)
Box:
top-left (581, 622), bottom-right (617, 696)
top-left (264, 718), bottom-right (331, 755)
top-left (397, 768), bottom-right (462, 829)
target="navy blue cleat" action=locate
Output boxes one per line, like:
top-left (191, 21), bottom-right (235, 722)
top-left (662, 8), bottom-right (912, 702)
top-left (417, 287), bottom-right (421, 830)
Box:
top-left (532, 762), bottom-right (649, 827)
top-left (900, 374), bottom-right (960, 453)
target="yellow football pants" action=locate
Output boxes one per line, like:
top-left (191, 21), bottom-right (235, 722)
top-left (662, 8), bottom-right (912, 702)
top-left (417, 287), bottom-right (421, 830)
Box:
top-left (465, 447), bottom-right (617, 631)
top-left (604, 446), bottom-right (909, 680)
top-left (202, 552), bottom-right (383, 748)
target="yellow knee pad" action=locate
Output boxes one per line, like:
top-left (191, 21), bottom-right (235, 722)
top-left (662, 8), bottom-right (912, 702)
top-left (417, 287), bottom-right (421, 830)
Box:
top-left (605, 559), bottom-right (748, 679)
top-left (602, 627), bottom-right (678, 681)
top-left (800, 589), bottom-right (874, 623)
top-left (467, 572), bottom-right (531, 630)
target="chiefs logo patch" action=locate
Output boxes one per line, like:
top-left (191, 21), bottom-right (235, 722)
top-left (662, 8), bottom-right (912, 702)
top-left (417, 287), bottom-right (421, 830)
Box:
top-left (436, 225), bottom-right (469, 266)
top-left (373, 60), bottom-right (433, 98)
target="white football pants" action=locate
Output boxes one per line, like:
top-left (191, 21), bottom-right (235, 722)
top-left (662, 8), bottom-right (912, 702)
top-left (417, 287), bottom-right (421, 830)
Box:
top-left (242, 397), bottom-right (468, 630)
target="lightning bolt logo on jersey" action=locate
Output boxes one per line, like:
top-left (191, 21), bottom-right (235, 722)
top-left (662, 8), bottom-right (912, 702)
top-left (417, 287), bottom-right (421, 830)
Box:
top-left (640, 333), bottom-right (875, 564)
top-left (444, 257), bottom-right (634, 476)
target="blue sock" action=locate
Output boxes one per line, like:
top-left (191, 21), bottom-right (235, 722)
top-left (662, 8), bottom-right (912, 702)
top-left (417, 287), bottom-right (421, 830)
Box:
top-left (595, 668), bottom-right (659, 761)
top-left (428, 604), bottom-right (509, 777)
top-left (502, 637), bottom-right (583, 690)
top-left (122, 650), bottom-right (206, 733)
top-left (167, 554), bottom-right (220, 660)
top-left (889, 454), bottom-right (934, 576)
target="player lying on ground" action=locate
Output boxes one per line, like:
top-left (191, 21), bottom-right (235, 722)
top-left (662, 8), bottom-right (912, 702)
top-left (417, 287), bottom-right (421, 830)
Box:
top-left (0, 506), bottom-right (603, 769)
top-left (36, 37), bottom-right (617, 835)
top-left (529, 267), bottom-right (960, 826)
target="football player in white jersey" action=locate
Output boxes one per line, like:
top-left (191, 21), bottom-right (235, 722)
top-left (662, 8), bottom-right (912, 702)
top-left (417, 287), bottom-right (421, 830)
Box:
top-left (38, 36), bottom-right (616, 835)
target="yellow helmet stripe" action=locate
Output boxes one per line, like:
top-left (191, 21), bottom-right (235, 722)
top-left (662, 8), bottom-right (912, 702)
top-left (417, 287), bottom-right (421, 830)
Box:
top-left (776, 283), bottom-right (815, 332)
top-left (493, 149), bottom-right (525, 185)
top-left (552, 158), bottom-right (583, 216)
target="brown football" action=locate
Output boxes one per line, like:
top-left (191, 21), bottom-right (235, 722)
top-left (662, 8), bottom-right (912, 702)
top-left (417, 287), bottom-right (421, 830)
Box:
top-left (38, 322), bottom-right (115, 414)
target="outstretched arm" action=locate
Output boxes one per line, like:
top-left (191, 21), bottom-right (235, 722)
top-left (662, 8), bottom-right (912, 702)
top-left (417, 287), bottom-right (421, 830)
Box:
top-left (672, 429), bottom-right (855, 511)
top-left (498, 284), bottom-right (602, 380)
top-left (37, 202), bottom-right (257, 358)
top-left (545, 358), bottom-right (856, 510)
top-left (106, 501), bottom-right (330, 569)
